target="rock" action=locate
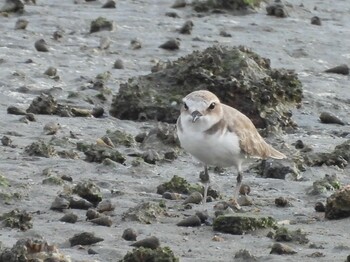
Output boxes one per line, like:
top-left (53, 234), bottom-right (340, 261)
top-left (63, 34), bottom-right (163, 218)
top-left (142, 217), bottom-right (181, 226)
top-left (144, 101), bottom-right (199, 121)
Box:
top-left (192, 0), bottom-right (260, 13)
top-left (159, 39), bottom-right (180, 50)
top-left (0, 0), bottom-right (24, 13)
top-left (0, 238), bottom-right (70, 262)
top-left (73, 181), bottom-right (102, 205)
top-left (270, 243), bottom-right (297, 255)
top-left (171, 0), bottom-right (186, 8)
top-left (130, 236), bottom-right (160, 250)
top-left (7, 105), bottom-right (26, 115)
top-left (274, 227), bottom-right (309, 244)
top-left (26, 94), bottom-right (58, 115)
top-left (213, 214), bottom-right (276, 235)
top-left (59, 212), bottom-right (78, 223)
top-left (69, 196), bottom-right (94, 210)
top-left (15, 18), bottom-right (28, 29)
top-left (90, 17), bottom-right (114, 33)
top-left (256, 159), bottom-right (296, 180)
top-left (177, 215), bottom-right (201, 227)
top-left (239, 184), bottom-right (251, 195)
top-left (50, 196), bottom-right (70, 211)
top-left (307, 174), bottom-right (340, 195)
top-left (25, 113), bottom-right (36, 122)
top-left (195, 211), bottom-right (209, 223)
top-left (90, 215), bottom-right (113, 227)
top-left (122, 202), bottom-right (166, 224)
top-left (122, 228), bottom-right (138, 241)
top-left (99, 36), bottom-right (111, 49)
top-left (53, 30), bottom-right (63, 40)
top-left (314, 201), bottom-right (325, 212)
top-left (162, 192), bottom-right (181, 200)
top-left (84, 144), bottom-right (126, 164)
top-left (1, 136), bottom-right (12, 146)
top-left (34, 39), bottom-right (49, 52)
top-left (324, 64), bottom-right (349, 75)
top-left (42, 175), bottom-right (64, 185)
top-left (106, 129), bottom-right (136, 147)
top-left (43, 121), bottom-right (60, 135)
top-left (121, 247), bottom-right (178, 262)
top-left (219, 30), bottom-right (232, 37)
top-left (24, 141), bottom-right (56, 158)
top-left (319, 111), bottom-right (345, 125)
top-left (311, 16), bottom-right (321, 25)
top-left (237, 195), bottom-right (253, 206)
top-left (130, 38), bottom-right (142, 49)
top-left (266, 1), bottom-right (288, 17)
top-left (102, 0), bottom-right (116, 8)
top-left (142, 149), bottom-right (161, 164)
top-left (86, 208), bottom-right (101, 220)
top-left (234, 249), bottom-right (257, 261)
top-left (113, 58), bottom-right (124, 69)
top-left (92, 107), bottom-right (104, 118)
top-left (44, 66), bottom-right (57, 77)
top-left (325, 185), bottom-right (350, 219)
top-left (109, 45), bottom-right (302, 132)
top-left (156, 175), bottom-right (202, 195)
top-left (97, 199), bottom-right (115, 212)
top-left (183, 191), bottom-right (203, 204)
top-left (69, 232), bottom-right (104, 246)
top-left (275, 196), bottom-right (289, 207)
top-left (71, 107), bottom-right (92, 117)
top-left (179, 20), bottom-right (193, 34)
top-left (165, 11), bottom-right (180, 18)
top-left (0, 209), bottom-right (32, 231)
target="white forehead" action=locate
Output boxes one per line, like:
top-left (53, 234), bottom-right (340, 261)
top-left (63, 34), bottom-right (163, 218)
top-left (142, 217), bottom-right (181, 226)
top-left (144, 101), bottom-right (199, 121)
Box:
top-left (183, 97), bottom-right (209, 109)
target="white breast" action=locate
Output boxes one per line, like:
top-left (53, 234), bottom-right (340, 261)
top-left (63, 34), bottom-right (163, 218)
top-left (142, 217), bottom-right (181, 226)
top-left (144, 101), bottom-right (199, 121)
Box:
top-left (177, 117), bottom-right (244, 168)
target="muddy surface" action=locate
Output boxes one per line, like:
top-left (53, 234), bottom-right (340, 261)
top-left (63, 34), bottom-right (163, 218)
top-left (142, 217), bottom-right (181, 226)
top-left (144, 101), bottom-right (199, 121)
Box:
top-left (0, 0), bottom-right (350, 261)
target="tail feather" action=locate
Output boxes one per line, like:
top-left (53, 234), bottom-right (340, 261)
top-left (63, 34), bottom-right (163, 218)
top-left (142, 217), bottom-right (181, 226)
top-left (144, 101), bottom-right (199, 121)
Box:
top-left (269, 146), bottom-right (286, 159)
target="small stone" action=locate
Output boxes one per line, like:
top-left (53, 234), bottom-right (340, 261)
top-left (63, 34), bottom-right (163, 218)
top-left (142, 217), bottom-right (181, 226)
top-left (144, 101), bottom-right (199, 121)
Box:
top-left (53, 30), bottom-right (63, 41)
top-left (130, 38), bottom-right (142, 49)
top-left (102, 0), bottom-right (116, 8)
top-left (69, 232), bottom-right (104, 246)
top-left (122, 228), bottom-right (138, 241)
top-left (275, 196), bottom-right (289, 207)
top-left (171, 0), bottom-right (186, 8)
top-left (88, 248), bottom-right (99, 255)
top-left (183, 191), bottom-right (203, 204)
top-left (26, 94), bottom-right (58, 115)
top-left (237, 195), bottom-right (253, 206)
top-left (86, 208), bottom-right (101, 220)
top-left (15, 18), bottom-right (28, 29)
top-left (324, 64), bottom-right (349, 75)
top-left (25, 113), bottom-right (36, 122)
top-left (0, 0), bottom-right (24, 13)
top-left (130, 236), bottom-right (160, 249)
top-left (195, 211), bottom-right (209, 223)
top-left (113, 59), bottom-right (124, 69)
top-left (34, 39), bottom-right (49, 52)
top-left (319, 112), bottom-right (345, 125)
top-left (311, 16), bottom-right (321, 25)
top-left (179, 20), bottom-right (193, 34)
top-left (7, 105), bottom-right (26, 115)
top-left (44, 66), bottom-right (57, 77)
top-left (1, 136), bottom-right (12, 146)
top-left (50, 196), bottom-right (70, 211)
top-left (43, 122), bottom-right (60, 135)
top-left (165, 11), bottom-right (180, 18)
top-left (69, 196), bottom-right (94, 210)
top-left (270, 243), bottom-right (297, 255)
top-left (219, 30), bottom-right (232, 37)
top-left (325, 185), bottom-right (350, 219)
top-left (97, 199), bottom-right (115, 212)
top-left (90, 17), bottom-right (114, 33)
top-left (59, 213), bottom-right (78, 223)
top-left (266, 2), bottom-right (288, 18)
top-left (177, 215), bottom-right (201, 227)
top-left (90, 215), bottom-right (113, 227)
top-left (99, 36), bottom-right (111, 49)
top-left (274, 227), bottom-right (309, 244)
top-left (92, 107), bottom-right (104, 118)
top-left (315, 201), bottom-right (325, 212)
top-left (142, 149), bottom-right (160, 164)
top-left (159, 39), bottom-right (180, 50)
top-left (234, 249), bottom-right (257, 261)
top-left (239, 184), bottom-right (251, 195)
top-left (162, 192), bottom-right (181, 200)
top-left (61, 174), bottom-right (73, 182)
top-left (73, 181), bottom-right (102, 205)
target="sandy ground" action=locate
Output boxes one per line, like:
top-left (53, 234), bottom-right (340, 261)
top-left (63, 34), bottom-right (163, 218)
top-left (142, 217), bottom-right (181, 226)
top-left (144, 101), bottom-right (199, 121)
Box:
top-left (0, 0), bottom-right (350, 261)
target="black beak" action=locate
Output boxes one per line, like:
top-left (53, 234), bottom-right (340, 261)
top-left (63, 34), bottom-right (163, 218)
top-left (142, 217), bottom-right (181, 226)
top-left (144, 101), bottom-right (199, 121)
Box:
top-left (191, 110), bottom-right (202, 123)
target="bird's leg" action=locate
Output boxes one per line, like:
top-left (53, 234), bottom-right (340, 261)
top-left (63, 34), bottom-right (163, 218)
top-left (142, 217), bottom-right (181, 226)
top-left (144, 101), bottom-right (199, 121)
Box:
top-left (201, 165), bottom-right (210, 204)
top-left (233, 171), bottom-right (242, 200)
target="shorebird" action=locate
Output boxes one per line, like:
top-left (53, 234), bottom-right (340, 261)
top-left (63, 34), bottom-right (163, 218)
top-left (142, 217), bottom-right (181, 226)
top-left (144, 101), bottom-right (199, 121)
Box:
top-left (176, 90), bottom-right (286, 205)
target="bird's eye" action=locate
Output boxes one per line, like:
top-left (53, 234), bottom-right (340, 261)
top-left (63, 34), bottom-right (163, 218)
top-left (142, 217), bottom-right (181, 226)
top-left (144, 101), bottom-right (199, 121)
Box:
top-left (183, 102), bottom-right (189, 110)
top-left (208, 102), bottom-right (216, 110)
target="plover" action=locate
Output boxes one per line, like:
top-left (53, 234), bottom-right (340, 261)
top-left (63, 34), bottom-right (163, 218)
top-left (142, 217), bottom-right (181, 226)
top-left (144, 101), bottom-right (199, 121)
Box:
top-left (176, 90), bottom-right (286, 205)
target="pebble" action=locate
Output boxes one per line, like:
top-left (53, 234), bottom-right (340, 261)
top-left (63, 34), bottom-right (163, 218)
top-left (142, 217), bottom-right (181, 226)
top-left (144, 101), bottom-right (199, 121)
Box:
top-left (130, 236), bottom-right (160, 250)
top-left (183, 191), bottom-right (203, 204)
top-left (275, 196), bottom-right (289, 207)
top-left (171, 0), bottom-right (186, 8)
top-left (177, 214), bottom-right (201, 227)
top-left (319, 112), bottom-right (345, 125)
top-left (102, 0), bottom-right (116, 8)
top-left (69, 196), bottom-right (94, 210)
top-left (92, 107), bottom-right (104, 118)
top-left (239, 184), bottom-right (251, 195)
top-left (34, 39), bottom-right (49, 52)
top-left (69, 232), bottom-right (104, 246)
top-left (165, 12), bottom-right (180, 18)
top-left (311, 16), bottom-right (321, 25)
top-left (15, 18), bottom-right (28, 29)
top-left (159, 39), bottom-right (180, 50)
top-left (179, 20), bottom-right (193, 34)
top-left (113, 59), bottom-right (124, 69)
top-left (7, 105), bottom-right (26, 115)
top-left (195, 211), bottom-right (209, 223)
top-left (50, 196), bottom-right (70, 211)
top-left (270, 243), bottom-right (297, 255)
top-left (53, 30), bottom-right (63, 41)
top-left (324, 64), bottom-right (349, 75)
top-left (90, 215), bottom-right (113, 227)
top-left (130, 38), bottom-right (142, 49)
top-left (44, 66), bottom-right (57, 77)
top-left (162, 191), bottom-right (181, 200)
top-left (122, 228), bottom-right (138, 241)
top-left (88, 248), bottom-right (99, 255)
top-left (86, 208), bottom-right (101, 220)
top-left (25, 113), bottom-right (36, 122)
top-left (97, 199), bottom-right (115, 212)
top-left (219, 30), bottom-right (232, 37)
top-left (59, 212), bottom-right (78, 223)
top-left (43, 122), bottom-right (60, 135)
top-left (314, 201), bottom-right (325, 212)
top-left (99, 36), bottom-right (111, 49)
top-left (1, 136), bottom-right (12, 146)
